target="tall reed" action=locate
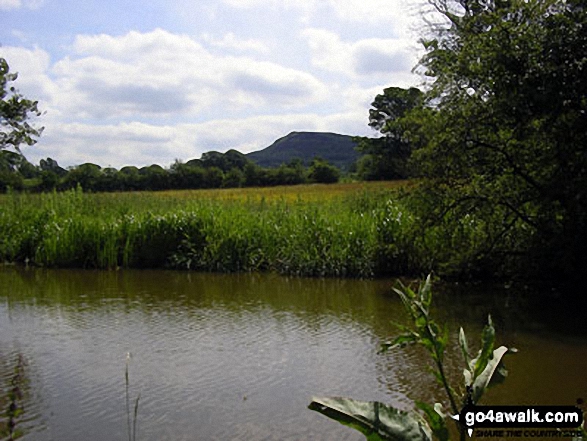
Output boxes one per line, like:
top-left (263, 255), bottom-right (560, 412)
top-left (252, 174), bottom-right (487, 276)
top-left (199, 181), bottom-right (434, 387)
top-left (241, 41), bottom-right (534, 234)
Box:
top-left (125, 353), bottom-right (139, 441)
top-left (0, 184), bottom-right (431, 277)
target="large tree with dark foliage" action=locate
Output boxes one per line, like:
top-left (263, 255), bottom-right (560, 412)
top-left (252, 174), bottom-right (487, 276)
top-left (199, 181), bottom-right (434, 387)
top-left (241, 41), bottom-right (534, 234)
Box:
top-left (355, 87), bottom-right (423, 180)
top-left (406, 0), bottom-right (587, 288)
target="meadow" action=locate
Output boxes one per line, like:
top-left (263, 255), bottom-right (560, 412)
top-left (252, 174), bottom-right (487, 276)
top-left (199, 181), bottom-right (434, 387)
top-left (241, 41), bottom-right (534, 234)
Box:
top-left (0, 181), bottom-right (435, 278)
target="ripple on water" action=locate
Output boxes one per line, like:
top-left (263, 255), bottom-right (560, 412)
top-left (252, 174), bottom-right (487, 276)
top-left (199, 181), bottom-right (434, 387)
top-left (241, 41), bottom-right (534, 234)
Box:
top-left (6, 270), bottom-right (580, 440)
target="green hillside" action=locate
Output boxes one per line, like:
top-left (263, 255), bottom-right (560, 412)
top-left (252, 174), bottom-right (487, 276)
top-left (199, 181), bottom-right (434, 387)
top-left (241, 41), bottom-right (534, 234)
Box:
top-left (246, 132), bottom-right (360, 170)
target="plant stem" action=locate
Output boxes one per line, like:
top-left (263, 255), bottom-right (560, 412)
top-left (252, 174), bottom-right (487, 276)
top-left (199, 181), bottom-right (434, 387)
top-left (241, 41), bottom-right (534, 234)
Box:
top-left (126, 361), bottom-right (131, 441)
top-left (420, 309), bottom-right (464, 441)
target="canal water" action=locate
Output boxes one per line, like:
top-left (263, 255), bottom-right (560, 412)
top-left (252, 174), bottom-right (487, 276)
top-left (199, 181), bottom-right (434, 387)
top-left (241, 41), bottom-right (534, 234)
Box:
top-left (0, 268), bottom-right (585, 440)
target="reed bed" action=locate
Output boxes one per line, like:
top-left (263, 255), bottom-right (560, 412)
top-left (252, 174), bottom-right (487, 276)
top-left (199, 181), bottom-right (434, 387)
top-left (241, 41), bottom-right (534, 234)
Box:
top-left (0, 182), bottom-right (426, 278)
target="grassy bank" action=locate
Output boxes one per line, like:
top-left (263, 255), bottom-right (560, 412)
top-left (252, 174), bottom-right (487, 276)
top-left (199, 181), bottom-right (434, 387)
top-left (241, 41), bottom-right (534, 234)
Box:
top-left (1, 182), bottom-right (434, 278)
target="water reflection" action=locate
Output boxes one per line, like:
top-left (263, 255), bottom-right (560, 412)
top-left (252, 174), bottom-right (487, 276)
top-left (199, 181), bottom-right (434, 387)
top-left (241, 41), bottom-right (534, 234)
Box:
top-left (0, 268), bottom-right (585, 440)
top-left (0, 354), bottom-right (26, 440)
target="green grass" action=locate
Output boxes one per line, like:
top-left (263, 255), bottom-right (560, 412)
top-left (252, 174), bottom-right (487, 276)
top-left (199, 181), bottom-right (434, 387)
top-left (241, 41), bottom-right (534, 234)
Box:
top-left (0, 182), bottom-right (431, 278)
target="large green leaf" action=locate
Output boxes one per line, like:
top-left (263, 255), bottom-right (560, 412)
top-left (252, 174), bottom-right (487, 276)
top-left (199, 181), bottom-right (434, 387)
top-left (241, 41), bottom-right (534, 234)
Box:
top-left (416, 401), bottom-right (449, 441)
top-left (458, 327), bottom-right (470, 367)
top-left (471, 346), bottom-right (509, 403)
top-left (309, 397), bottom-right (432, 441)
top-left (473, 315), bottom-right (495, 378)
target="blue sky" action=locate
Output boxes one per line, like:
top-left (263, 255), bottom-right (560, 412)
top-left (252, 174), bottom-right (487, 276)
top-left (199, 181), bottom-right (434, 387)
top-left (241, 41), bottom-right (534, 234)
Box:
top-left (1, 0), bottom-right (428, 168)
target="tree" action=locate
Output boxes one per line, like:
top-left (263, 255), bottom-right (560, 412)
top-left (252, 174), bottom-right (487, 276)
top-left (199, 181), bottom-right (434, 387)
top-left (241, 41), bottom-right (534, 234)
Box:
top-left (243, 162), bottom-right (263, 187)
top-left (307, 157), bottom-right (340, 184)
top-left (40, 158), bottom-right (67, 177)
top-left (276, 159), bottom-right (306, 186)
top-left (203, 166), bottom-right (224, 188)
top-left (407, 0), bottom-right (587, 288)
top-left (0, 58), bottom-right (43, 152)
top-left (140, 164), bottom-right (169, 191)
top-left (39, 169), bottom-right (60, 192)
top-left (199, 150), bottom-right (252, 172)
top-left (63, 163), bottom-right (102, 191)
top-left (355, 87), bottom-right (423, 180)
top-left (0, 150), bottom-right (30, 191)
top-left (200, 151), bottom-right (228, 171)
top-left (222, 167), bottom-right (245, 188)
top-left (38, 158), bottom-right (67, 192)
top-left (223, 149), bottom-right (251, 171)
top-left (169, 160), bottom-right (205, 189)
top-left (119, 166), bottom-right (142, 190)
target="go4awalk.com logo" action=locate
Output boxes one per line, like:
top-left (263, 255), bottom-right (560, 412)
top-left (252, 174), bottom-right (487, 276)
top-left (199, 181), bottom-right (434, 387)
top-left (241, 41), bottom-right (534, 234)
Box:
top-left (452, 405), bottom-right (584, 438)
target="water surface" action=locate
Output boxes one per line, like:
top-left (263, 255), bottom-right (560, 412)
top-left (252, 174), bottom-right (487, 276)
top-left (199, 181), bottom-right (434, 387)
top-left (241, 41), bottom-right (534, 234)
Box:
top-left (0, 268), bottom-right (585, 440)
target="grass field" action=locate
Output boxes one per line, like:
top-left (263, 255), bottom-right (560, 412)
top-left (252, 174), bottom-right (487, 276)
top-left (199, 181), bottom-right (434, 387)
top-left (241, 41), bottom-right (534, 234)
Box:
top-left (96, 180), bottom-right (409, 202)
top-left (0, 181), bottom-right (430, 277)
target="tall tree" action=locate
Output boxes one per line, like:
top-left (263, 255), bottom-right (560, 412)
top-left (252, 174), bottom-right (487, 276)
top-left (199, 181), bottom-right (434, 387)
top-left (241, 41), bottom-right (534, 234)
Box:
top-left (0, 58), bottom-right (43, 152)
top-left (409, 0), bottom-right (587, 287)
top-left (356, 87), bottom-right (423, 180)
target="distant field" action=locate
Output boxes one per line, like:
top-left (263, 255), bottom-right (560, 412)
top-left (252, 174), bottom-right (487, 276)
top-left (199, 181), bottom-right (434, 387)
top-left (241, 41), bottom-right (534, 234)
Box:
top-left (119, 180), bottom-right (410, 203)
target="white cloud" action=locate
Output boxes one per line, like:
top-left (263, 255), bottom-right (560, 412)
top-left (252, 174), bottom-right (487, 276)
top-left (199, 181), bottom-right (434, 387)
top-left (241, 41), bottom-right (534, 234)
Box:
top-left (224, 0), bottom-right (319, 13)
top-left (223, 0), bottom-right (421, 28)
top-left (1, 46), bottom-right (50, 77)
top-left (72, 29), bottom-right (204, 62)
top-left (0, 0), bottom-right (43, 10)
top-left (30, 121), bottom-right (179, 167)
top-left (327, 0), bottom-right (420, 28)
top-left (353, 40), bottom-right (414, 75)
top-left (3, 0), bottom-right (431, 170)
top-left (202, 32), bottom-right (270, 54)
top-left (301, 28), bottom-right (343, 72)
top-left (49, 29), bottom-right (326, 120)
top-left (0, 0), bottom-right (19, 10)
top-left (301, 28), bottom-right (420, 83)
top-left (0, 46), bottom-right (57, 110)
top-left (340, 84), bottom-right (390, 111)
top-left (227, 60), bottom-right (327, 106)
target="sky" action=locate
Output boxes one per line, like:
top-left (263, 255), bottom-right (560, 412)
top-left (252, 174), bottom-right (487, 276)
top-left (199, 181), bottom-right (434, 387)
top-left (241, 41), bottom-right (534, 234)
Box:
top-left (0, 0), bottom-right (429, 168)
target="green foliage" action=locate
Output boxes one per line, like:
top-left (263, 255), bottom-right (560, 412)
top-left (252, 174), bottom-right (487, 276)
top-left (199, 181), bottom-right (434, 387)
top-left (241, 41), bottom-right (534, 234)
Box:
top-left (222, 167), bottom-right (245, 188)
top-left (1, 187), bottom-right (417, 276)
top-left (275, 159), bottom-right (306, 185)
top-left (203, 166), bottom-right (224, 188)
top-left (415, 402), bottom-right (449, 441)
top-left (404, 0), bottom-right (587, 288)
top-left (0, 150), bottom-right (28, 191)
top-left (39, 157), bottom-right (66, 176)
top-left (0, 58), bottom-right (43, 152)
top-left (0, 147), bottom-right (340, 193)
top-left (62, 163), bottom-right (102, 191)
top-left (310, 276), bottom-right (514, 441)
top-left (0, 184), bottom-right (485, 278)
top-left (0, 127), bottom-right (357, 193)
top-left (309, 397), bottom-right (432, 441)
top-left (139, 164), bottom-right (168, 191)
top-left (356, 87), bottom-right (423, 180)
top-left (307, 157), bottom-right (340, 184)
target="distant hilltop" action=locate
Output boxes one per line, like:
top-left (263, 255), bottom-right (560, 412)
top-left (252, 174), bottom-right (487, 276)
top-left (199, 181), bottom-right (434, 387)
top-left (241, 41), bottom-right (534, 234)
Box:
top-left (246, 131), bottom-right (360, 170)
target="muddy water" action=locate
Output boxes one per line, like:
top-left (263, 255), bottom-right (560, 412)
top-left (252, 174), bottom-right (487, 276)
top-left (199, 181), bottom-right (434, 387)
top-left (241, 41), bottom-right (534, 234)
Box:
top-left (0, 268), bottom-right (585, 440)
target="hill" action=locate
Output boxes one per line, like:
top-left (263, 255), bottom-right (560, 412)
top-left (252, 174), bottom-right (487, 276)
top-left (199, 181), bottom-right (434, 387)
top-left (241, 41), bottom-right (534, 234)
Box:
top-left (246, 132), bottom-right (360, 170)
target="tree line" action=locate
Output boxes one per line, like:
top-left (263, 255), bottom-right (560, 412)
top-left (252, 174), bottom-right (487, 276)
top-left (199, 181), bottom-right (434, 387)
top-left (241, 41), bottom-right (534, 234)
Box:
top-left (0, 147), bottom-right (341, 193)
